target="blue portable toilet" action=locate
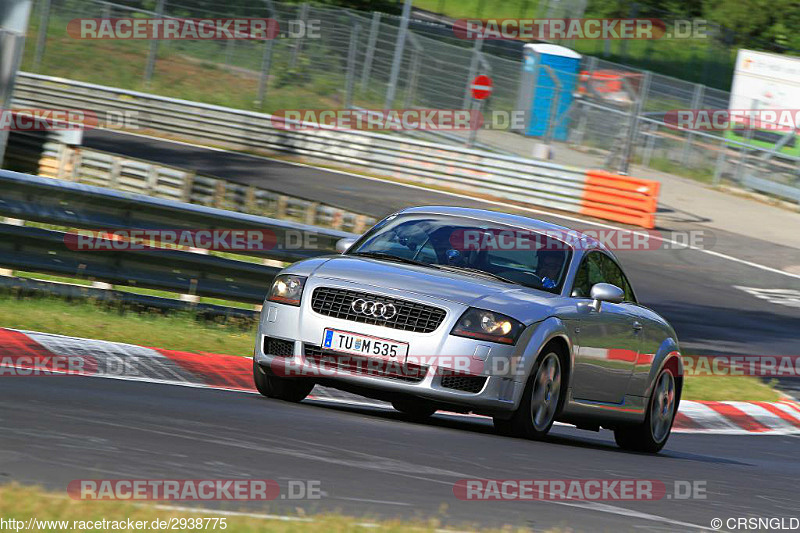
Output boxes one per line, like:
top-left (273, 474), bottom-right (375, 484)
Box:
top-left (518, 44), bottom-right (581, 141)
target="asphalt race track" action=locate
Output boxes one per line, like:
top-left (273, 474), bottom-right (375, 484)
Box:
top-left (1, 129), bottom-right (798, 530)
top-left (2, 376), bottom-right (799, 531)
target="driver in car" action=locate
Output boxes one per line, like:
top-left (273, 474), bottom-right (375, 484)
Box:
top-left (535, 250), bottom-right (564, 289)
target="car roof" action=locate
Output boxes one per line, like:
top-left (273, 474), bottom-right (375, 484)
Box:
top-left (396, 205), bottom-right (614, 256)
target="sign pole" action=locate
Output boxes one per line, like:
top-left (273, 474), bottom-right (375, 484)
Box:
top-left (467, 74), bottom-right (493, 149)
top-left (467, 99), bottom-right (482, 148)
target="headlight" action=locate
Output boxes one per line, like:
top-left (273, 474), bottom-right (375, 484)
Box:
top-left (450, 308), bottom-right (524, 345)
top-left (267, 274), bottom-right (306, 306)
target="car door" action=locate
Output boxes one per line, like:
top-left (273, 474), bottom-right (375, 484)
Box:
top-left (569, 252), bottom-right (642, 404)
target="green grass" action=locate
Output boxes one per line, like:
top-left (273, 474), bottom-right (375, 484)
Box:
top-left (0, 294), bottom-right (255, 357)
top-left (0, 293), bottom-right (783, 401)
top-left (682, 374), bottom-right (781, 402)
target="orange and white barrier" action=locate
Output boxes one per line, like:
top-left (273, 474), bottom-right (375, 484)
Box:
top-left (580, 170), bottom-right (660, 229)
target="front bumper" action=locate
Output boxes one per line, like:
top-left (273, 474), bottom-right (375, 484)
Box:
top-left (254, 279), bottom-right (528, 414)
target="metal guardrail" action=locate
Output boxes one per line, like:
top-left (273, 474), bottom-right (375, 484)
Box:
top-left (0, 169), bottom-right (359, 304)
top-left (0, 223), bottom-right (279, 303)
top-left (12, 72), bottom-right (662, 227)
top-left (0, 170), bottom-right (353, 263)
top-left (0, 275), bottom-right (259, 320)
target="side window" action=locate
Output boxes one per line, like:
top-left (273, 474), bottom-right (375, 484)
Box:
top-left (571, 252), bottom-right (605, 298)
top-left (571, 252), bottom-right (636, 302)
top-left (598, 254), bottom-right (637, 303)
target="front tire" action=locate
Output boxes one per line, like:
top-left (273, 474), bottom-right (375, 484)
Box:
top-left (253, 359), bottom-right (314, 402)
top-left (493, 350), bottom-right (563, 440)
top-left (614, 367), bottom-right (677, 453)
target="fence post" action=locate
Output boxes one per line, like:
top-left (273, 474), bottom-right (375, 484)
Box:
top-left (344, 21), bottom-right (360, 109)
top-left (255, 39), bottom-right (275, 107)
top-left (143, 0), bottom-right (164, 85)
top-left (32, 0), bottom-right (50, 71)
top-left (462, 36), bottom-right (484, 110)
top-left (734, 129), bottom-right (754, 185)
top-left (403, 49), bottom-right (421, 109)
top-left (182, 171), bottom-right (195, 202)
top-left (619, 70), bottom-right (650, 175)
top-left (572, 56), bottom-right (596, 147)
top-left (681, 83), bottom-right (704, 165)
top-left (617, 3), bottom-right (637, 62)
top-left (224, 40), bottom-right (235, 67)
top-left (109, 157), bottom-right (121, 188)
top-left (712, 137), bottom-right (727, 186)
top-left (642, 122), bottom-right (657, 168)
top-left (384, 0), bottom-right (411, 109)
top-left (360, 12), bottom-right (381, 92)
top-left (289, 2), bottom-right (308, 70)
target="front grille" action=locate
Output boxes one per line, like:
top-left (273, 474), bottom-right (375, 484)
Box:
top-left (264, 337), bottom-right (294, 357)
top-left (311, 287), bottom-right (446, 333)
top-left (440, 374), bottom-right (487, 394)
top-left (304, 344), bottom-right (428, 383)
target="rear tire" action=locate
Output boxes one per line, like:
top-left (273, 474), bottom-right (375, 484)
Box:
top-left (253, 359), bottom-right (314, 402)
top-left (614, 367), bottom-right (677, 453)
top-left (493, 350), bottom-right (564, 440)
top-left (391, 398), bottom-right (437, 420)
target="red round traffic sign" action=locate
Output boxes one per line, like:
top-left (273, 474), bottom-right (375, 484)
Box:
top-left (471, 74), bottom-right (493, 100)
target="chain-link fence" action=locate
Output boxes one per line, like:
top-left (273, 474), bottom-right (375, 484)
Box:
top-left (20, 0), bottom-right (800, 204)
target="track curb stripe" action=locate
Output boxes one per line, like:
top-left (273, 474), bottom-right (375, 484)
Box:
top-left (2, 328), bottom-right (799, 435)
top-left (702, 402), bottom-right (772, 433)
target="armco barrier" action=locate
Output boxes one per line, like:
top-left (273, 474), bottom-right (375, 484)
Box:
top-left (0, 170), bottom-right (353, 263)
top-left (12, 72), bottom-right (661, 228)
top-left (0, 170), bottom-right (358, 304)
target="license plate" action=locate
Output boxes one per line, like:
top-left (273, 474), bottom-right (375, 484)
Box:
top-left (322, 329), bottom-right (409, 360)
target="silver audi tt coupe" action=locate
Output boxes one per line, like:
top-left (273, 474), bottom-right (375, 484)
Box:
top-left (254, 206), bottom-right (683, 452)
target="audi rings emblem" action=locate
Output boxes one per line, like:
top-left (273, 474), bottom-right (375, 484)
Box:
top-left (351, 298), bottom-right (397, 319)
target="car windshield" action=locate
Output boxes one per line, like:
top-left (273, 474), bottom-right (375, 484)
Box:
top-left (347, 214), bottom-right (572, 294)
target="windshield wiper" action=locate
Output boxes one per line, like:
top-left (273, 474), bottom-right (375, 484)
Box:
top-left (350, 251), bottom-right (435, 269)
top-left (435, 265), bottom-right (519, 285)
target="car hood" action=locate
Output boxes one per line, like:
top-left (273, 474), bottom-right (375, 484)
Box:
top-left (306, 256), bottom-right (563, 324)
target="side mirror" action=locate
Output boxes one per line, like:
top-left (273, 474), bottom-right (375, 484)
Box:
top-left (589, 283), bottom-right (624, 311)
top-left (336, 237), bottom-right (357, 254)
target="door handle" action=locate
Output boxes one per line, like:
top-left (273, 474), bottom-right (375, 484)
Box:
top-left (632, 321), bottom-right (643, 331)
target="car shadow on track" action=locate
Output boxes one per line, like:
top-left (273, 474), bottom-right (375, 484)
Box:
top-left (274, 396), bottom-right (749, 466)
